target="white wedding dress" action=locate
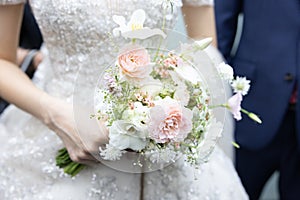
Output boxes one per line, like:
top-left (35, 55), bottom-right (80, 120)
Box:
top-left (0, 0), bottom-right (248, 199)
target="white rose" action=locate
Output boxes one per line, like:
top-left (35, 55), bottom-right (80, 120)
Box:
top-left (109, 120), bottom-right (148, 151)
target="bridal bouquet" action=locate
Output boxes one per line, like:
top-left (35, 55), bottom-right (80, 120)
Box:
top-left (56, 8), bottom-right (261, 176)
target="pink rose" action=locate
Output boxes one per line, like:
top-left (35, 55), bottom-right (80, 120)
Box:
top-left (118, 45), bottom-right (153, 81)
top-left (149, 97), bottom-right (193, 143)
top-left (227, 92), bottom-right (243, 120)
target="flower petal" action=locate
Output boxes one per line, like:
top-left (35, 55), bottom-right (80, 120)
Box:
top-left (140, 78), bottom-right (163, 96)
top-left (112, 28), bottom-right (121, 37)
top-left (195, 37), bottom-right (213, 50)
top-left (122, 28), bottom-right (166, 39)
top-left (174, 63), bottom-right (201, 84)
top-left (128, 9), bottom-right (146, 29)
top-left (112, 15), bottom-right (126, 26)
top-left (109, 120), bottom-right (148, 151)
top-left (227, 92), bottom-right (243, 120)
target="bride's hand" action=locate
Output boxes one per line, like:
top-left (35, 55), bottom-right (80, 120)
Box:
top-left (41, 95), bottom-right (109, 164)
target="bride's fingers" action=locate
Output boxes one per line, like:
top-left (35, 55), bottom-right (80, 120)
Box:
top-left (75, 113), bottom-right (109, 146)
top-left (68, 149), bottom-right (99, 164)
top-left (82, 151), bottom-right (99, 161)
top-left (80, 157), bottom-right (102, 166)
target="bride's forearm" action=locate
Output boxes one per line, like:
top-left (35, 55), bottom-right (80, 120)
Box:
top-left (182, 5), bottom-right (217, 47)
top-left (0, 4), bottom-right (51, 120)
top-left (0, 59), bottom-right (51, 121)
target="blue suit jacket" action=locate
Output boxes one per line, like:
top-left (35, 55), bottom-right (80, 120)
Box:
top-left (215, 0), bottom-right (300, 150)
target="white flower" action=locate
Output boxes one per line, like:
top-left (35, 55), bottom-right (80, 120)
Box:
top-left (217, 62), bottom-right (234, 82)
top-left (173, 60), bottom-right (201, 85)
top-left (109, 120), bottom-right (148, 151)
top-left (113, 9), bottom-right (166, 39)
top-left (231, 76), bottom-right (251, 96)
top-left (122, 102), bottom-right (149, 124)
top-left (169, 71), bottom-right (190, 106)
top-left (140, 78), bottom-right (163, 97)
top-left (145, 146), bottom-right (179, 164)
top-left (99, 144), bottom-right (124, 161)
top-left (153, 0), bottom-right (183, 9)
top-left (195, 37), bottom-right (213, 50)
top-left (174, 85), bottom-right (190, 106)
top-left (180, 38), bottom-right (212, 56)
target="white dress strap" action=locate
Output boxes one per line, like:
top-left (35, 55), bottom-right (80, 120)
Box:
top-left (0, 0), bottom-right (25, 5)
top-left (182, 0), bottom-right (214, 6)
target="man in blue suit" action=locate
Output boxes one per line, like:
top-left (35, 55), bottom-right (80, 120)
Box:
top-left (215, 1), bottom-right (300, 199)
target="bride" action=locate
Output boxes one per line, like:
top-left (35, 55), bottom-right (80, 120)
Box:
top-left (0, 0), bottom-right (248, 199)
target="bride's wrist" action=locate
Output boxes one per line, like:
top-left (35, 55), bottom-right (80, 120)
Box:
top-left (38, 93), bottom-right (61, 127)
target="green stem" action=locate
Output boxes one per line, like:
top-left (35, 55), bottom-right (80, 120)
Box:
top-left (56, 148), bottom-right (86, 177)
top-left (208, 104), bottom-right (228, 109)
top-left (241, 108), bottom-right (250, 115)
top-left (153, 9), bottom-right (167, 61)
top-left (71, 164), bottom-right (86, 177)
top-left (132, 38), bottom-right (136, 44)
top-left (180, 142), bottom-right (196, 149)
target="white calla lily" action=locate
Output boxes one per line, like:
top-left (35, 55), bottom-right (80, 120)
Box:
top-left (113, 9), bottom-right (166, 39)
top-left (195, 37), bottom-right (213, 50)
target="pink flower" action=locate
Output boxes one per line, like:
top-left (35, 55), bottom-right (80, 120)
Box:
top-left (149, 97), bottom-right (193, 143)
top-left (118, 45), bottom-right (153, 81)
top-left (227, 92), bottom-right (243, 120)
top-left (163, 53), bottom-right (180, 68)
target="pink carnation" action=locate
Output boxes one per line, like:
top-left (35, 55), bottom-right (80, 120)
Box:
top-left (149, 97), bottom-right (193, 143)
top-left (118, 45), bottom-right (153, 80)
top-left (227, 92), bottom-right (243, 120)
